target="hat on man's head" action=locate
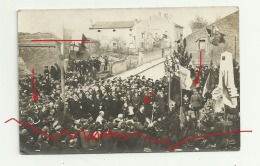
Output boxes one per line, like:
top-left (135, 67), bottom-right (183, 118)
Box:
top-left (118, 114), bottom-right (123, 119)
top-left (54, 125), bottom-right (62, 131)
top-left (69, 139), bottom-right (77, 147)
top-left (74, 119), bottom-right (81, 125)
top-left (20, 129), bottom-right (28, 135)
top-left (193, 88), bottom-right (198, 92)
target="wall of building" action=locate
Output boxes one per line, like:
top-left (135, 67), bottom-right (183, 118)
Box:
top-left (173, 25), bottom-right (184, 49)
top-left (18, 47), bottom-right (60, 74)
top-left (89, 28), bottom-right (134, 49)
top-left (89, 15), bottom-right (183, 52)
top-left (186, 11), bottom-right (239, 66)
top-left (133, 15), bottom-right (182, 51)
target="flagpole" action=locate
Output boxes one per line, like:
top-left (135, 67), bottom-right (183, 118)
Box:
top-left (235, 34), bottom-right (237, 61)
top-left (179, 66), bottom-right (183, 107)
top-left (168, 69), bottom-right (171, 112)
top-left (61, 24), bottom-right (66, 124)
top-left (179, 64), bottom-right (184, 130)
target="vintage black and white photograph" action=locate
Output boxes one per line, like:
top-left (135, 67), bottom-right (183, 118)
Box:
top-left (18, 7), bottom-right (240, 154)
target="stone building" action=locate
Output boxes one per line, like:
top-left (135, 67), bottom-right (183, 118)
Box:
top-left (88, 13), bottom-right (184, 52)
top-left (185, 11), bottom-right (239, 66)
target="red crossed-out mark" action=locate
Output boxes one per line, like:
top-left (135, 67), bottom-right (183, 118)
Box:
top-left (31, 40), bottom-right (90, 42)
top-left (5, 118), bottom-right (252, 151)
top-left (194, 51), bottom-right (202, 87)
top-left (143, 89), bottom-right (154, 104)
top-left (31, 68), bottom-right (38, 102)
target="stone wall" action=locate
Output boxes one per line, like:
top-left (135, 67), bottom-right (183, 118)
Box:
top-left (186, 11), bottom-right (239, 66)
top-left (110, 59), bottom-right (128, 75)
top-left (139, 49), bottom-right (163, 65)
top-left (18, 47), bottom-right (60, 75)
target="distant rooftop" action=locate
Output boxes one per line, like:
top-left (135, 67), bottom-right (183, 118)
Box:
top-left (89, 21), bottom-right (135, 29)
top-left (174, 23), bottom-right (184, 28)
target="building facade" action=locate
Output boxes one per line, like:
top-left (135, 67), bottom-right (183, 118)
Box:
top-left (185, 11), bottom-right (239, 66)
top-left (89, 13), bottom-right (184, 52)
top-left (89, 21), bottom-right (136, 50)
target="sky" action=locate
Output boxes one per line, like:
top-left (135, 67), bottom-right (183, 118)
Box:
top-left (18, 7), bottom-right (238, 39)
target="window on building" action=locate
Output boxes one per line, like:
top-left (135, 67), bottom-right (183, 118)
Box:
top-left (199, 40), bottom-right (206, 50)
top-left (141, 33), bottom-right (144, 39)
top-left (113, 29), bottom-right (116, 32)
top-left (98, 30), bottom-right (101, 32)
top-left (129, 29), bottom-right (132, 31)
top-left (113, 43), bottom-right (116, 47)
top-left (141, 42), bottom-right (144, 48)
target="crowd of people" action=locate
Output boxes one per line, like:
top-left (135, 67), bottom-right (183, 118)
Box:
top-left (19, 45), bottom-right (240, 154)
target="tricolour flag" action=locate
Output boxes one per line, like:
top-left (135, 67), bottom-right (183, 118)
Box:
top-left (169, 75), bottom-right (181, 107)
top-left (202, 69), bottom-right (214, 97)
top-left (206, 27), bottom-right (225, 46)
top-left (222, 75), bottom-right (235, 108)
top-left (179, 65), bottom-right (193, 90)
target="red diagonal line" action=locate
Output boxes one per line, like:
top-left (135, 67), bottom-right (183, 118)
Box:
top-left (5, 118), bottom-right (252, 151)
top-left (144, 89), bottom-right (154, 104)
top-left (31, 40), bottom-right (90, 42)
top-left (194, 51), bottom-right (202, 87)
top-left (147, 89), bottom-right (154, 99)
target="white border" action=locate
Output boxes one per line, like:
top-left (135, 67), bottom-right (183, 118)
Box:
top-left (0, 0), bottom-right (259, 165)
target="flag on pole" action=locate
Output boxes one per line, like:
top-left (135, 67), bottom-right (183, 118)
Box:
top-left (222, 75), bottom-right (234, 108)
top-left (79, 34), bottom-right (87, 52)
top-left (206, 27), bottom-right (225, 46)
top-left (63, 28), bottom-right (72, 59)
top-left (169, 75), bottom-right (181, 107)
top-left (179, 65), bottom-right (193, 90)
top-left (202, 69), bottom-right (214, 97)
top-left (179, 107), bottom-right (185, 129)
top-left (55, 42), bottom-right (63, 58)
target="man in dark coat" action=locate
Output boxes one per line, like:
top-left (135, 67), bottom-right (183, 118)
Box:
top-left (190, 89), bottom-right (202, 119)
top-left (91, 66), bottom-right (97, 80)
top-left (104, 55), bottom-right (109, 71)
top-left (110, 94), bottom-right (119, 118)
top-left (93, 94), bottom-right (102, 119)
top-left (43, 66), bottom-right (50, 82)
top-left (135, 105), bottom-right (146, 125)
top-left (102, 96), bottom-right (111, 119)
top-left (62, 139), bottom-right (80, 154)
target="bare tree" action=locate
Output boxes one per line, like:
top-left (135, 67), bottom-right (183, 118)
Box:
top-left (111, 37), bottom-right (125, 51)
top-left (189, 15), bottom-right (209, 32)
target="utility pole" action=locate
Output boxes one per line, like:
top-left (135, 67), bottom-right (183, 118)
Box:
top-left (235, 34), bottom-right (237, 60)
top-left (59, 26), bottom-right (71, 124)
top-left (58, 28), bottom-right (66, 124)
